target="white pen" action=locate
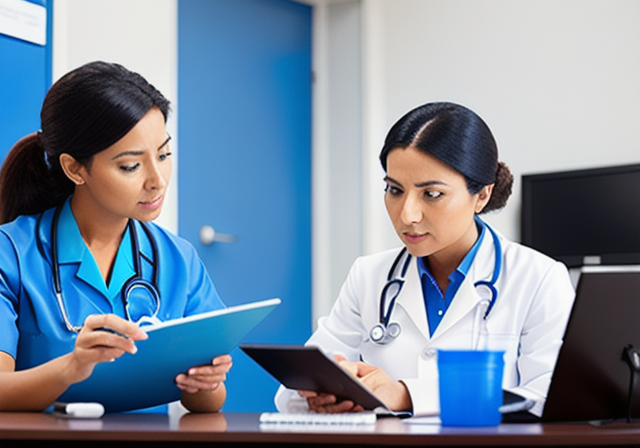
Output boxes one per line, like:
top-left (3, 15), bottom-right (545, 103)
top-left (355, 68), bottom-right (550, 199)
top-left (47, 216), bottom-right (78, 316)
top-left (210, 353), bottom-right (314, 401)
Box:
top-left (472, 300), bottom-right (489, 350)
top-left (53, 402), bottom-right (105, 419)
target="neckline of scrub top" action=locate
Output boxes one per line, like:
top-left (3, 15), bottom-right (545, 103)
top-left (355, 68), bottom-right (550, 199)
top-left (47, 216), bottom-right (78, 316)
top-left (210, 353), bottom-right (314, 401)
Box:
top-left (56, 199), bottom-right (136, 300)
top-left (418, 218), bottom-right (486, 336)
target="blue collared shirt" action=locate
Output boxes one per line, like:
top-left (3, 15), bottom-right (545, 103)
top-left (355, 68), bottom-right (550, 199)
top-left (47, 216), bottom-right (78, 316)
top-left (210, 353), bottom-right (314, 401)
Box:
top-left (418, 219), bottom-right (486, 336)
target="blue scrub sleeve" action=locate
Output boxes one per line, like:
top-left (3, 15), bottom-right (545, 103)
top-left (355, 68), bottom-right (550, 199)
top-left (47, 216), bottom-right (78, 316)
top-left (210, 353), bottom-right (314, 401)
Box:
top-left (175, 236), bottom-right (226, 317)
top-left (0, 230), bottom-right (21, 359)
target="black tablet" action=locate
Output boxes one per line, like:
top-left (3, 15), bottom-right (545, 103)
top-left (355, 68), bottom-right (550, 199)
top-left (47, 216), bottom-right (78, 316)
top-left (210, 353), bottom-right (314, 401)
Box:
top-left (240, 344), bottom-right (388, 411)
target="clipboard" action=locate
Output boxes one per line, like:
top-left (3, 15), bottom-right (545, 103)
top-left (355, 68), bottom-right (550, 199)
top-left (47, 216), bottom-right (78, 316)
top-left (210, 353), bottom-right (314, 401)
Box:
top-left (57, 298), bottom-right (281, 413)
top-left (240, 344), bottom-right (391, 412)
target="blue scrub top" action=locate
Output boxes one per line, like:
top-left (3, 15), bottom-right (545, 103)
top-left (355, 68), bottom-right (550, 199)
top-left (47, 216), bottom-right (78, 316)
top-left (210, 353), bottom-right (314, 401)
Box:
top-left (0, 199), bottom-right (225, 373)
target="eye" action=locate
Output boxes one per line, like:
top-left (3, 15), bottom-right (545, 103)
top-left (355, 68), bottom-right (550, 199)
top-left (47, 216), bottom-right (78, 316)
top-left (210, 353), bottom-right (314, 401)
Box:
top-left (385, 184), bottom-right (403, 196)
top-left (425, 190), bottom-right (443, 199)
top-left (120, 163), bottom-right (140, 173)
top-left (158, 151), bottom-right (172, 162)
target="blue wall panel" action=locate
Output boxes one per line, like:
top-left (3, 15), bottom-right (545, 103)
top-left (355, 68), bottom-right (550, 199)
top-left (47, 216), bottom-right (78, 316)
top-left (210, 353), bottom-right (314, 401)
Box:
top-left (178, 0), bottom-right (312, 412)
top-left (0, 0), bottom-right (52, 162)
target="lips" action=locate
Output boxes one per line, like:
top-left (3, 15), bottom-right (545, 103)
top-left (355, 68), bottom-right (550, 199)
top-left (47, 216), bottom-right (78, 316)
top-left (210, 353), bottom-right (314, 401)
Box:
top-left (139, 195), bottom-right (164, 209)
top-left (403, 232), bottom-right (429, 244)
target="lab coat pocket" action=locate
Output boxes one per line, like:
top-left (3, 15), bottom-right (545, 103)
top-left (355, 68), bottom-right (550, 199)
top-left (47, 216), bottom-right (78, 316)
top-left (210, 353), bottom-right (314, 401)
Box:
top-left (477, 332), bottom-right (519, 386)
top-left (477, 331), bottom-right (518, 351)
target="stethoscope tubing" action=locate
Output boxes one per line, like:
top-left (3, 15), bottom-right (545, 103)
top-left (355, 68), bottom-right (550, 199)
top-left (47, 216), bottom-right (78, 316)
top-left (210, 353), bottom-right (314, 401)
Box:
top-left (373, 221), bottom-right (503, 345)
top-left (41, 204), bottom-right (160, 332)
top-left (379, 247), bottom-right (411, 326)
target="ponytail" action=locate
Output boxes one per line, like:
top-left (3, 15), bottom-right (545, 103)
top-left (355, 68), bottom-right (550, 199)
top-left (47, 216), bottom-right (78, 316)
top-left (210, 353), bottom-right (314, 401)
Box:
top-left (0, 133), bottom-right (73, 224)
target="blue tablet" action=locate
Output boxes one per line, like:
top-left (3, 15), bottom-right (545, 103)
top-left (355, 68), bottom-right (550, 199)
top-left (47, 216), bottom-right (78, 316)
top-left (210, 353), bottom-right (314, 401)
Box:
top-left (58, 298), bottom-right (281, 413)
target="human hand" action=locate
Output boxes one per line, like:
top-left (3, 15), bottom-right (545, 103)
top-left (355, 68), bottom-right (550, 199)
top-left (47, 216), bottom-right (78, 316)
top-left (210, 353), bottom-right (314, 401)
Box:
top-left (300, 355), bottom-right (411, 413)
top-left (175, 354), bottom-right (232, 394)
top-left (67, 314), bottom-right (148, 383)
top-left (339, 359), bottom-right (412, 412)
top-left (299, 389), bottom-right (365, 413)
top-left (297, 354), bottom-right (364, 414)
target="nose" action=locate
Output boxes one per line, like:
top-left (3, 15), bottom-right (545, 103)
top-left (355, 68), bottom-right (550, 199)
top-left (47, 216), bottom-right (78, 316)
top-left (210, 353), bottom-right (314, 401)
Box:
top-left (144, 159), bottom-right (169, 191)
top-left (400, 192), bottom-right (422, 224)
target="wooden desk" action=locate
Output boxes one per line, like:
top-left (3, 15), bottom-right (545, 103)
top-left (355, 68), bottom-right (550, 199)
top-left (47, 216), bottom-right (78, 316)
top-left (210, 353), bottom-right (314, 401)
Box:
top-left (0, 412), bottom-right (639, 446)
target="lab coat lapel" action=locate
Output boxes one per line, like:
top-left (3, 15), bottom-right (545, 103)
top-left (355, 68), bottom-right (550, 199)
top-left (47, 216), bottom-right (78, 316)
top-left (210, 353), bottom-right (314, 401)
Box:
top-left (430, 277), bottom-right (480, 340)
top-left (429, 229), bottom-right (496, 341)
top-left (395, 256), bottom-right (431, 338)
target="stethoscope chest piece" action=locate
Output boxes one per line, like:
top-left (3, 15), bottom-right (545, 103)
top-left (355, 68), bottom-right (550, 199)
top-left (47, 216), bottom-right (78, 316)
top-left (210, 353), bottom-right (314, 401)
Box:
top-left (370, 248), bottom-right (411, 346)
top-left (370, 321), bottom-right (401, 344)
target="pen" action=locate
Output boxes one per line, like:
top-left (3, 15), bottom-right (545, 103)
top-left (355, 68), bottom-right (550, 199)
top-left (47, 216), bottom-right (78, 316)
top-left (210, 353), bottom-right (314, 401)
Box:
top-left (53, 402), bottom-right (105, 419)
top-left (472, 300), bottom-right (489, 350)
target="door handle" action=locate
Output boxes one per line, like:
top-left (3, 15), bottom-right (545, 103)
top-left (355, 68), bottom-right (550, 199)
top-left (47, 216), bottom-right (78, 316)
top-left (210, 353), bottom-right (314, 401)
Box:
top-left (199, 225), bottom-right (238, 245)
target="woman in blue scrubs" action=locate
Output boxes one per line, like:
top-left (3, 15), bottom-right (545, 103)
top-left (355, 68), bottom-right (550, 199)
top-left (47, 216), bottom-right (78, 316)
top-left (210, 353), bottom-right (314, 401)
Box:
top-left (0, 61), bottom-right (231, 413)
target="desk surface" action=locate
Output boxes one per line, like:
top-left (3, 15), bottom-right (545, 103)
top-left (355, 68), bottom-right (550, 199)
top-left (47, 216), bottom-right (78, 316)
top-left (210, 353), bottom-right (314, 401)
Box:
top-left (1, 412), bottom-right (640, 446)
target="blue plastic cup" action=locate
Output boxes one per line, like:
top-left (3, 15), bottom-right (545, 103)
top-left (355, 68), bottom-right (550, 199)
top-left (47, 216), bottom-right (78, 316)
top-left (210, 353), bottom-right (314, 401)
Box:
top-left (437, 350), bottom-right (505, 427)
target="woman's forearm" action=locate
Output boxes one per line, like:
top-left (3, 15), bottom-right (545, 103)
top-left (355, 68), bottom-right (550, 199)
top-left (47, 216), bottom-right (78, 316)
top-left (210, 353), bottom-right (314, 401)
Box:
top-left (0, 353), bottom-right (77, 412)
top-left (180, 383), bottom-right (227, 413)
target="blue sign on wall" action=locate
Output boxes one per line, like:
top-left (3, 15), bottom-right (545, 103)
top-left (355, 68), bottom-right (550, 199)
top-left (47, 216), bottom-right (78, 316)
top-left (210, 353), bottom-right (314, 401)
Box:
top-left (0, 0), bottom-right (52, 162)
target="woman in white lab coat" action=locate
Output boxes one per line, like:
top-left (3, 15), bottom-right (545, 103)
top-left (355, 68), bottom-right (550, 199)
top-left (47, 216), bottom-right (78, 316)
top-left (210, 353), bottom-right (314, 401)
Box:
top-left (275, 102), bottom-right (575, 418)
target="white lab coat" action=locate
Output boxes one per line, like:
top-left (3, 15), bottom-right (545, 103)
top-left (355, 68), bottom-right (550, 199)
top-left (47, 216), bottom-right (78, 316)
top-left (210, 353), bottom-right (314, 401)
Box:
top-left (275, 225), bottom-right (575, 417)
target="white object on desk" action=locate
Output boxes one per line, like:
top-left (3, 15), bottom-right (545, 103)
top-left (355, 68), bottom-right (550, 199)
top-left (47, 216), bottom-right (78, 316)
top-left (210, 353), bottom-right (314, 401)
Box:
top-left (53, 402), bottom-right (105, 419)
top-left (259, 412), bottom-right (377, 425)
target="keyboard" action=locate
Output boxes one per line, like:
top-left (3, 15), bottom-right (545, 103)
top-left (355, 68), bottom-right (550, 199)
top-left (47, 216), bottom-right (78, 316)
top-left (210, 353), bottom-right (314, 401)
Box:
top-left (259, 412), bottom-right (377, 425)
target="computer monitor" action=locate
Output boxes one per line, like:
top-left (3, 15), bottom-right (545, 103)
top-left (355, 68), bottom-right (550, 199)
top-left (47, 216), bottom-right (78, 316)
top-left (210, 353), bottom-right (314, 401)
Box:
top-left (521, 163), bottom-right (640, 268)
top-left (542, 266), bottom-right (640, 422)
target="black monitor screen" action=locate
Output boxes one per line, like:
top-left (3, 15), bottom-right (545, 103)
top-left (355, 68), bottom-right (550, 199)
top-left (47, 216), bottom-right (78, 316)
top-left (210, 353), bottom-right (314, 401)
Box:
top-left (521, 163), bottom-right (640, 268)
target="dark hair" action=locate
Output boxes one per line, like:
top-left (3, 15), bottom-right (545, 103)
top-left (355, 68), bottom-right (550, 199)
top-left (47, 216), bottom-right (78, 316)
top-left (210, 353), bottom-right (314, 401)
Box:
top-left (0, 61), bottom-right (170, 224)
top-left (379, 102), bottom-right (512, 213)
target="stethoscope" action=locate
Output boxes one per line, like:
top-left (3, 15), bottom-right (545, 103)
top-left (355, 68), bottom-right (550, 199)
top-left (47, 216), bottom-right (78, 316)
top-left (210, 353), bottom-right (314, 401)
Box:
top-left (369, 222), bottom-right (503, 345)
top-left (41, 204), bottom-right (162, 333)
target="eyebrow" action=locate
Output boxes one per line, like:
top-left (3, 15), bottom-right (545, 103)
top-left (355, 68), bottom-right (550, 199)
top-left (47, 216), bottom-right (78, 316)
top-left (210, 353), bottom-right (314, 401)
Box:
top-left (384, 175), bottom-right (448, 188)
top-left (111, 134), bottom-right (172, 160)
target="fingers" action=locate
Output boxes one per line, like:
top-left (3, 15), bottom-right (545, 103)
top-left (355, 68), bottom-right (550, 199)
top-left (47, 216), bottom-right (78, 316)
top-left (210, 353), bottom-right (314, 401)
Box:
top-left (298, 390), bottom-right (319, 399)
top-left (76, 314), bottom-right (148, 362)
top-left (337, 360), bottom-right (360, 377)
top-left (303, 358), bottom-right (377, 414)
top-left (351, 361), bottom-right (377, 378)
top-left (332, 354), bottom-right (347, 363)
top-left (175, 355), bottom-right (232, 394)
top-left (299, 387), bottom-right (363, 414)
top-left (83, 314), bottom-right (149, 341)
top-left (305, 394), bottom-right (363, 413)
top-left (66, 314), bottom-right (149, 384)
top-left (337, 359), bottom-right (377, 382)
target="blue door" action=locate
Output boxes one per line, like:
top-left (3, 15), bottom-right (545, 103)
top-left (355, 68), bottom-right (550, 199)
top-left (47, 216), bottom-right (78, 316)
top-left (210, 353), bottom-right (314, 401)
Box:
top-left (178, 0), bottom-right (312, 412)
top-left (0, 0), bottom-right (52, 161)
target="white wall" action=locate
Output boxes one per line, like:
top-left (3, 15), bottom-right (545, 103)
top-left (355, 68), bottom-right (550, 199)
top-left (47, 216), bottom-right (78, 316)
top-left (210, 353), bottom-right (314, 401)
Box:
top-left (52, 0), bottom-right (178, 233)
top-left (311, 0), bottom-right (364, 326)
top-left (359, 0), bottom-right (640, 254)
